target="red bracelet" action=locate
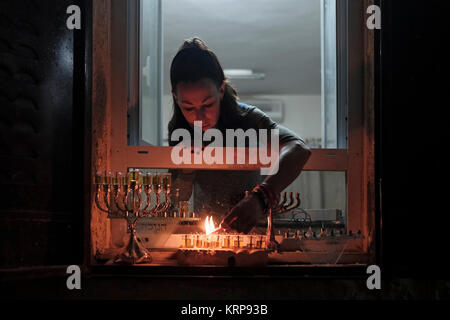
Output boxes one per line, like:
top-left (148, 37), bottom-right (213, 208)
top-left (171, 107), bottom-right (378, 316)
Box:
top-left (253, 182), bottom-right (280, 209)
top-left (263, 183), bottom-right (280, 208)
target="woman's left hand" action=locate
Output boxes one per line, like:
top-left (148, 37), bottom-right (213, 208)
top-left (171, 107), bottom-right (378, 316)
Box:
top-left (220, 193), bottom-right (266, 234)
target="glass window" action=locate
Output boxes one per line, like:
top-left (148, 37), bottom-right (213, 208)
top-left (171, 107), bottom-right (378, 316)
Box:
top-left (128, 0), bottom-right (347, 149)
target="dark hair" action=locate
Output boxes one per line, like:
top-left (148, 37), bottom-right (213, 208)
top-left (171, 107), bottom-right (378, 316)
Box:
top-left (168, 38), bottom-right (245, 145)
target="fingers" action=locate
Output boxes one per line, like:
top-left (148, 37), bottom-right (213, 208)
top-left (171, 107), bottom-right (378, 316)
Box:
top-left (220, 202), bottom-right (258, 234)
top-left (224, 208), bottom-right (249, 234)
top-left (228, 216), bottom-right (254, 234)
top-left (221, 212), bottom-right (237, 230)
top-left (222, 214), bottom-right (245, 234)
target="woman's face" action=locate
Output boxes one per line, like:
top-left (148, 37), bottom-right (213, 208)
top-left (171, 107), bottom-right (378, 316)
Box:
top-left (173, 78), bottom-right (225, 131)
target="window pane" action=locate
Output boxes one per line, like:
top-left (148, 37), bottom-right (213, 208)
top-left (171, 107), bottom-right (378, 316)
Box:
top-left (139, 0), bottom-right (162, 145)
top-left (321, 0), bottom-right (338, 148)
top-left (130, 0), bottom-right (347, 149)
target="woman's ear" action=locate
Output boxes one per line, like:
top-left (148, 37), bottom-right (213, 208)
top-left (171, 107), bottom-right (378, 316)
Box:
top-left (220, 82), bottom-right (226, 99)
top-left (172, 92), bottom-right (178, 102)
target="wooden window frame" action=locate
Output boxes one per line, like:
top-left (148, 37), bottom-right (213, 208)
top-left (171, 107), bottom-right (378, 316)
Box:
top-left (91, 0), bottom-right (375, 265)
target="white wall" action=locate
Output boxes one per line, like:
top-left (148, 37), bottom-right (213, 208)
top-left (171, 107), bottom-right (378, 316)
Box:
top-left (240, 94), bottom-right (322, 144)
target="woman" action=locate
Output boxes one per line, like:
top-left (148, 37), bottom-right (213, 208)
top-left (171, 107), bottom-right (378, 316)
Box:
top-left (169, 38), bottom-right (311, 234)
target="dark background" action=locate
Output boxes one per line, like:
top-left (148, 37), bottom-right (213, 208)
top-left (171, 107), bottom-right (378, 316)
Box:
top-left (0, 0), bottom-right (86, 268)
top-left (0, 0), bottom-right (449, 300)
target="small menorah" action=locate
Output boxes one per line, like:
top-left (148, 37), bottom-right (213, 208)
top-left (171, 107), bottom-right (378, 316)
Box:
top-left (94, 169), bottom-right (172, 264)
top-left (272, 192), bottom-right (301, 215)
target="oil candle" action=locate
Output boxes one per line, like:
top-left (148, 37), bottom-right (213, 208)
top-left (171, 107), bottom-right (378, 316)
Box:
top-left (248, 236), bottom-right (254, 249)
top-left (113, 172), bottom-right (124, 186)
top-left (223, 235), bottom-right (231, 248)
top-left (154, 173), bottom-right (162, 187)
top-left (195, 234), bottom-right (203, 248)
top-left (204, 235), bottom-right (211, 248)
top-left (95, 171), bottom-right (105, 185)
top-left (127, 169), bottom-right (141, 184)
top-left (142, 172), bottom-right (153, 186)
top-left (213, 235), bottom-right (220, 249)
top-left (233, 235), bottom-right (242, 249)
top-left (162, 173), bottom-right (171, 189)
top-left (179, 201), bottom-right (189, 218)
top-left (256, 236), bottom-right (266, 249)
top-left (182, 235), bottom-right (188, 248)
top-left (105, 171), bottom-right (113, 185)
top-left (185, 235), bottom-right (194, 248)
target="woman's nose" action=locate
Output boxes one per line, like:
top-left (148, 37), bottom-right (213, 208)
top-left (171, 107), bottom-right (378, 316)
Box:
top-left (195, 108), bottom-right (206, 121)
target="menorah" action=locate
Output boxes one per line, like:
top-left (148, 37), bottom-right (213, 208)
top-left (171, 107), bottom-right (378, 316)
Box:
top-left (266, 192), bottom-right (301, 250)
top-left (272, 192), bottom-right (301, 215)
top-left (94, 169), bottom-right (172, 264)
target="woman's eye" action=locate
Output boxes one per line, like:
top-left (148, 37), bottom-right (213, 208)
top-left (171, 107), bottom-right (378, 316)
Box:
top-left (185, 108), bottom-right (194, 112)
top-left (204, 103), bottom-right (213, 108)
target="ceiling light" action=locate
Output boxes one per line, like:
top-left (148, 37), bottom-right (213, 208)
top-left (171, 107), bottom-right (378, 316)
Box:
top-left (224, 69), bottom-right (265, 80)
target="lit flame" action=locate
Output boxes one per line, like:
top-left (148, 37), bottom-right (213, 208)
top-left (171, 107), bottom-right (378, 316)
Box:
top-left (204, 216), bottom-right (216, 235)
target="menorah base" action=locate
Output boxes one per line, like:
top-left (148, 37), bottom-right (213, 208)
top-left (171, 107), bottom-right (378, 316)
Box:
top-left (114, 232), bottom-right (152, 264)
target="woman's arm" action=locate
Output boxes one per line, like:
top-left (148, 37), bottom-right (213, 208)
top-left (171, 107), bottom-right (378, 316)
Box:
top-left (221, 140), bottom-right (311, 234)
top-left (263, 140), bottom-right (311, 194)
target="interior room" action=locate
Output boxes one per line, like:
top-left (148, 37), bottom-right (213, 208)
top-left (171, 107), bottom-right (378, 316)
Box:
top-left (1, 0), bottom-right (449, 303)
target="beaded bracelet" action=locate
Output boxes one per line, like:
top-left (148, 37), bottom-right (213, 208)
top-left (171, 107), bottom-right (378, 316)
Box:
top-left (260, 182), bottom-right (280, 208)
top-left (252, 182), bottom-right (280, 209)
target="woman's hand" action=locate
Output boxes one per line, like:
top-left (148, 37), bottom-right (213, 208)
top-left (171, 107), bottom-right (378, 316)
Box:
top-left (220, 193), bottom-right (266, 234)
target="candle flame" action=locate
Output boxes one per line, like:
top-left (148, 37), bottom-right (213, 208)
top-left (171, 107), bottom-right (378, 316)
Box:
top-left (204, 216), bottom-right (216, 235)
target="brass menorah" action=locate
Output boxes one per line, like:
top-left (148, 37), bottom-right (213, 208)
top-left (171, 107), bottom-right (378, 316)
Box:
top-left (272, 192), bottom-right (301, 215)
top-left (93, 169), bottom-right (172, 264)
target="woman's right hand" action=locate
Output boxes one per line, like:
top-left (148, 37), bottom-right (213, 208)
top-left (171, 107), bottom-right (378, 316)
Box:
top-left (220, 192), bottom-right (266, 234)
